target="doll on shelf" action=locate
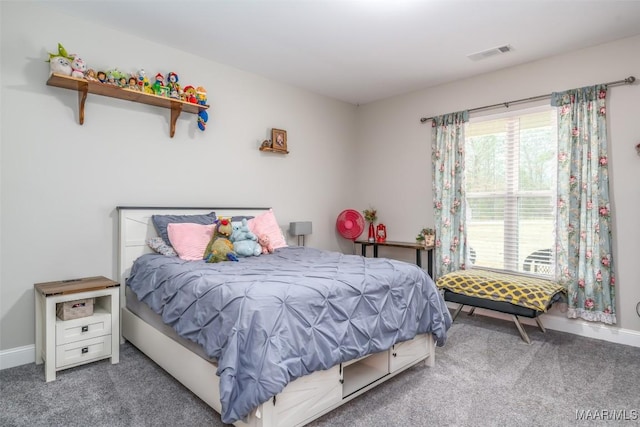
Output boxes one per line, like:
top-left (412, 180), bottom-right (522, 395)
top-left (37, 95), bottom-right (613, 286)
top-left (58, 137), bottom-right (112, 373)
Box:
top-left (127, 76), bottom-right (139, 91)
top-left (166, 72), bottom-right (181, 99)
top-left (196, 86), bottom-right (207, 105)
top-left (96, 70), bottom-right (107, 83)
top-left (85, 69), bottom-right (98, 81)
top-left (182, 85), bottom-right (198, 103)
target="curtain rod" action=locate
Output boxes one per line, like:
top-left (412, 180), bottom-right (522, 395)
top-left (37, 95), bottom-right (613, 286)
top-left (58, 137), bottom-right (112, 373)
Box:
top-left (419, 76), bottom-right (636, 123)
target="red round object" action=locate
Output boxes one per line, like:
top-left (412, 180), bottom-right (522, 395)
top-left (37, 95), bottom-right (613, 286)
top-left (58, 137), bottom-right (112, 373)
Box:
top-left (336, 209), bottom-right (365, 240)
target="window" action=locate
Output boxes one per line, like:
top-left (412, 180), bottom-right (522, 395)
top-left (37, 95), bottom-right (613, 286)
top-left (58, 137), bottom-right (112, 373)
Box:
top-left (465, 106), bottom-right (557, 277)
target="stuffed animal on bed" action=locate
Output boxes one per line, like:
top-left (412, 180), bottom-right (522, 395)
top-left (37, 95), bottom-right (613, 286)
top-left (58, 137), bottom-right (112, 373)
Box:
top-left (258, 234), bottom-right (274, 254)
top-left (230, 218), bottom-right (261, 257)
top-left (203, 218), bottom-right (239, 263)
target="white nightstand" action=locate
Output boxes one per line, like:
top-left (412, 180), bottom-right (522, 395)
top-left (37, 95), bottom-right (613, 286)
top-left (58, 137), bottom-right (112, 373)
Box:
top-left (34, 276), bottom-right (120, 382)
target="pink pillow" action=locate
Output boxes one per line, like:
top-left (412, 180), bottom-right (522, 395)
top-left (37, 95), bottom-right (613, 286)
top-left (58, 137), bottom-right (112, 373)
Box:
top-left (247, 209), bottom-right (287, 249)
top-left (167, 223), bottom-right (215, 261)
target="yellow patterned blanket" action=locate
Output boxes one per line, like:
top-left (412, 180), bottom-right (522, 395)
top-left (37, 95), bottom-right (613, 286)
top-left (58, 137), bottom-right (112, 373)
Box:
top-left (436, 269), bottom-right (565, 312)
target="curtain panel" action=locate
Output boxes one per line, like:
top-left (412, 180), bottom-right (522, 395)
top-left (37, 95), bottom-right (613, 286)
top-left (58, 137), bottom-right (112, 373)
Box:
top-left (551, 85), bottom-right (616, 324)
top-left (431, 111), bottom-right (469, 278)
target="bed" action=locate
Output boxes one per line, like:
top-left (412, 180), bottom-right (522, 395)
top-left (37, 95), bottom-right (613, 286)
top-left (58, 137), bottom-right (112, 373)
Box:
top-left (117, 206), bottom-right (452, 426)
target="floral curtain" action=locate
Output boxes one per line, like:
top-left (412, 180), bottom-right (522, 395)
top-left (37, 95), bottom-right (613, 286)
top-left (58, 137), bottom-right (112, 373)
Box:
top-left (551, 85), bottom-right (616, 324)
top-left (431, 111), bottom-right (469, 278)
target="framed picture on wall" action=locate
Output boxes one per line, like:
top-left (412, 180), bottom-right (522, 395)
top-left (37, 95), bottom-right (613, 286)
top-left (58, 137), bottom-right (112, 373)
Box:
top-left (271, 128), bottom-right (287, 152)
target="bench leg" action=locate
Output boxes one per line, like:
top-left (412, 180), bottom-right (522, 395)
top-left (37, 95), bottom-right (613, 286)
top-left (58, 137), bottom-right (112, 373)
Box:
top-left (451, 304), bottom-right (465, 321)
top-left (535, 316), bottom-right (546, 333)
top-left (512, 315), bottom-right (531, 344)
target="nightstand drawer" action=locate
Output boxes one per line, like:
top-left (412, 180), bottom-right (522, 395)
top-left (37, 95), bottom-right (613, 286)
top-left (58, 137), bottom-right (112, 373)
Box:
top-left (56, 335), bottom-right (112, 368)
top-left (55, 310), bottom-right (111, 345)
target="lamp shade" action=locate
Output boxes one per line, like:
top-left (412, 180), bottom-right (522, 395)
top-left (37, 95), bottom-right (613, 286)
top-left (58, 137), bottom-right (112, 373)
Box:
top-left (289, 221), bottom-right (312, 236)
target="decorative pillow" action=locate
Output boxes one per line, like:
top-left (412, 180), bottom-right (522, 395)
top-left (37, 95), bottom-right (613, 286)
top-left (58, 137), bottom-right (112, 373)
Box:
top-left (146, 237), bottom-right (177, 257)
top-left (167, 223), bottom-right (215, 261)
top-left (247, 209), bottom-right (287, 250)
top-left (152, 212), bottom-right (216, 246)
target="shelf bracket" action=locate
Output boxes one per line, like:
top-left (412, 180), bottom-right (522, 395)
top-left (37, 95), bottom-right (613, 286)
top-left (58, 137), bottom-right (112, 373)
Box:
top-left (77, 81), bottom-right (88, 125)
top-left (170, 103), bottom-right (183, 138)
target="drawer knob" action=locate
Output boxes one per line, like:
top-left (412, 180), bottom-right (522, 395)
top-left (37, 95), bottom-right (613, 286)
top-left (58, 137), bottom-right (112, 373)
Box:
top-left (81, 347), bottom-right (88, 354)
top-left (81, 326), bottom-right (89, 333)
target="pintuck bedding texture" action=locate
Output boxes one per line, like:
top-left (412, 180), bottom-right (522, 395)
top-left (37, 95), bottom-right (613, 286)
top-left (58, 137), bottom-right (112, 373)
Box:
top-left (127, 246), bottom-right (452, 424)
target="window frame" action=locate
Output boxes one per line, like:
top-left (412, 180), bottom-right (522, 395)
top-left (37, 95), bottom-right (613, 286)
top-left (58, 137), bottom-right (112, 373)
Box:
top-left (464, 104), bottom-right (557, 278)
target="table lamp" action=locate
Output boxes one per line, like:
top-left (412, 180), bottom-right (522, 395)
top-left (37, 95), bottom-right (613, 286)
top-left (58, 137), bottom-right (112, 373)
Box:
top-left (289, 221), bottom-right (312, 246)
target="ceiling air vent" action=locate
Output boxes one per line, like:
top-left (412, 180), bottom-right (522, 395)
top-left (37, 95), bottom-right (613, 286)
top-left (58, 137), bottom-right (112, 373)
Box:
top-left (467, 45), bottom-right (513, 61)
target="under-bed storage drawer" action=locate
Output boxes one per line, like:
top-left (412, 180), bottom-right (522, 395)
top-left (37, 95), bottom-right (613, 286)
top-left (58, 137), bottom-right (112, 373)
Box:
top-left (390, 334), bottom-right (429, 373)
top-left (55, 310), bottom-right (111, 345)
top-left (55, 335), bottom-right (112, 368)
top-left (342, 351), bottom-right (390, 398)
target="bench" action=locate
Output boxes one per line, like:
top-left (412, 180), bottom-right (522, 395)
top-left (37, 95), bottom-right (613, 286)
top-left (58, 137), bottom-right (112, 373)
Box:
top-left (436, 269), bottom-right (565, 344)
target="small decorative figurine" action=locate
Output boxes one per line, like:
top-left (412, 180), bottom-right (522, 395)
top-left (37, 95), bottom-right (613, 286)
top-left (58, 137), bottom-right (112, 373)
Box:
top-left (96, 70), bottom-right (107, 83)
top-left (106, 73), bottom-right (117, 86)
top-left (196, 86), bottom-right (207, 105)
top-left (198, 110), bottom-right (208, 131)
top-left (182, 85), bottom-right (197, 103)
top-left (85, 69), bottom-right (98, 81)
top-left (151, 72), bottom-right (165, 96)
top-left (127, 76), bottom-right (139, 91)
top-left (166, 72), bottom-right (181, 99)
top-left (136, 69), bottom-right (151, 93)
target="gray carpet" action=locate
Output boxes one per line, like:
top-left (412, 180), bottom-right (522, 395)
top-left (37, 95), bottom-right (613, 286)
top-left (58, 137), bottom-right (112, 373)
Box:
top-left (2, 313), bottom-right (639, 426)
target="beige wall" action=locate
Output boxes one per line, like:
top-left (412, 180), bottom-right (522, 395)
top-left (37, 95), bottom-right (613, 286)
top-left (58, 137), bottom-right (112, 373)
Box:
top-left (355, 35), bottom-right (640, 332)
top-left (0, 2), bottom-right (357, 350)
top-left (2, 2), bottom-right (639, 355)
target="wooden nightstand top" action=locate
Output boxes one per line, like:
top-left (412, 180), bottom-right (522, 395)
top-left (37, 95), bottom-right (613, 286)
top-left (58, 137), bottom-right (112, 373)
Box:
top-left (34, 276), bottom-right (119, 297)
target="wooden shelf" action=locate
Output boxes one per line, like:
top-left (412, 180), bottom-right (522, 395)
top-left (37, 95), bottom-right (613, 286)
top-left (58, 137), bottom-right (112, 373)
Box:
top-left (46, 73), bottom-right (210, 137)
top-left (259, 146), bottom-right (289, 154)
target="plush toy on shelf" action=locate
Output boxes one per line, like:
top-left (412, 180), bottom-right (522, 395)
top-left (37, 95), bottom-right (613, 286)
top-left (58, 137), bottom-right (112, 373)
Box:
top-left (230, 219), bottom-right (261, 257)
top-left (49, 56), bottom-right (72, 76)
top-left (70, 56), bottom-right (87, 79)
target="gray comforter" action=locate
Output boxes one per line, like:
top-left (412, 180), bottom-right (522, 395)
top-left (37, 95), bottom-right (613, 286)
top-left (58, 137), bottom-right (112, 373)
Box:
top-left (127, 246), bottom-right (451, 424)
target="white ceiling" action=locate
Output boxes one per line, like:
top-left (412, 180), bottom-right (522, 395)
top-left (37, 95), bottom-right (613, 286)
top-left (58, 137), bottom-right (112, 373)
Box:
top-left (40, 0), bottom-right (640, 105)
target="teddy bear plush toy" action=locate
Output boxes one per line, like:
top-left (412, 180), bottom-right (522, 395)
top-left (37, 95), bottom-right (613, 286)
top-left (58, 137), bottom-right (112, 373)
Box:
top-left (230, 218), bottom-right (262, 257)
top-left (203, 218), bottom-right (239, 263)
top-left (258, 234), bottom-right (274, 254)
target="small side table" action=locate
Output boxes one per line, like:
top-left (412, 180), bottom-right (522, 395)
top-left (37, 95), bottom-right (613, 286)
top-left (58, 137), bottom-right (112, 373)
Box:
top-left (34, 276), bottom-right (120, 382)
top-left (355, 240), bottom-right (435, 279)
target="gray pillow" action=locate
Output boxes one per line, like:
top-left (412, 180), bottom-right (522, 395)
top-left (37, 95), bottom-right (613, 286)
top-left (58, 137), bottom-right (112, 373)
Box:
top-left (152, 212), bottom-right (217, 246)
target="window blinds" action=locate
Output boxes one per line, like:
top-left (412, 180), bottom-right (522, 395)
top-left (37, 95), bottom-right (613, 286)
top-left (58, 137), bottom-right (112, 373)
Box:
top-left (465, 107), bottom-right (557, 277)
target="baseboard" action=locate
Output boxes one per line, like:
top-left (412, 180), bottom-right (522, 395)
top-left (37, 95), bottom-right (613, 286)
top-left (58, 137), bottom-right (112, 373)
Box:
top-left (2, 306), bottom-right (638, 370)
top-left (0, 344), bottom-right (35, 370)
top-left (447, 302), bottom-right (640, 348)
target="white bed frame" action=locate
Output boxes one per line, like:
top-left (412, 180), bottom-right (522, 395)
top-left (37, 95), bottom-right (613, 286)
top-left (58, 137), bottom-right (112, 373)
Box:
top-left (117, 206), bottom-right (436, 427)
